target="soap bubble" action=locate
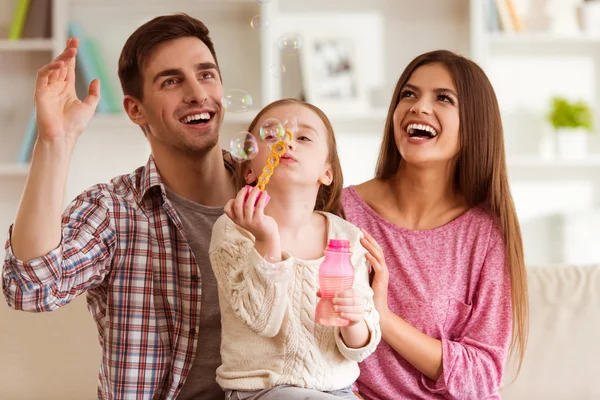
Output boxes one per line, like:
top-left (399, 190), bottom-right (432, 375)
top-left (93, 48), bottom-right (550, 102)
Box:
top-left (278, 33), bottom-right (302, 54)
top-left (230, 131), bottom-right (259, 162)
top-left (250, 15), bottom-right (268, 29)
top-left (222, 89), bottom-right (253, 113)
top-left (259, 118), bottom-right (286, 143)
top-left (258, 254), bottom-right (292, 282)
top-left (268, 63), bottom-right (286, 78)
top-left (283, 115), bottom-right (298, 142)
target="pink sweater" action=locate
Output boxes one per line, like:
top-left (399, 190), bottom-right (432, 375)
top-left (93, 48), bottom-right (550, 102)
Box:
top-left (342, 186), bottom-right (512, 400)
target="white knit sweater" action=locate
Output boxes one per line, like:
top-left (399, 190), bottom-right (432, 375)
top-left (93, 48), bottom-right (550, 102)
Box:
top-left (208, 211), bottom-right (381, 391)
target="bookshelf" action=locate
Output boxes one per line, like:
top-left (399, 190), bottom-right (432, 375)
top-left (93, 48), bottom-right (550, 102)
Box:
top-left (0, 38), bottom-right (53, 50)
top-left (470, 0), bottom-right (600, 156)
top-left (508, 155), bottom-right (600, 168)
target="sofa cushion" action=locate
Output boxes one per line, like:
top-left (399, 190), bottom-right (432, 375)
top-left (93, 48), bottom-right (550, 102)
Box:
top-left (501, 265), bottom-right (600, 400)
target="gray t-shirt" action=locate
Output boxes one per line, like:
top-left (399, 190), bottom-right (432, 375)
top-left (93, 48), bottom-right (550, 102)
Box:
top-left (166, 187), bottom-right (224, 400)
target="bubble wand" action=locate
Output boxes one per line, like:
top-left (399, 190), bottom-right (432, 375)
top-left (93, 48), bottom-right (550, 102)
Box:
top-left (256, 129), bottom-right (293, 191)
top-left (229, 117), bottom-right (297, 191)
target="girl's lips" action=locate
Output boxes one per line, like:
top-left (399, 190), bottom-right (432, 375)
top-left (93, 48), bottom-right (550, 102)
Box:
top-left (280, 154), bottom-right (296, 161)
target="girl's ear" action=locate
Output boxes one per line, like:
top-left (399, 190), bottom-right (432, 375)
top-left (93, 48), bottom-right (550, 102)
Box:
top-left (319, 166), bottom-right (333, 186)
top-left (244, 165), bottom-right (258, 185)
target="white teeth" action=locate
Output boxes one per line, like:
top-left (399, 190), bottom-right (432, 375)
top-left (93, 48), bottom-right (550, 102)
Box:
top-left (407, 123), bottom-right (438, 137)
top-left (181, 112), bottom-right (211, 124)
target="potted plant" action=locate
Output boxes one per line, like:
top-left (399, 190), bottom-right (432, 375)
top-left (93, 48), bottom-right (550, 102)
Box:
top-left (547, 96), bottom-right (594, 159)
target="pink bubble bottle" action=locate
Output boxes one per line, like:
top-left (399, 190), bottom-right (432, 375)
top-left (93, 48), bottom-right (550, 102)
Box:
top-left (315, 239), bottom-right (355, 326)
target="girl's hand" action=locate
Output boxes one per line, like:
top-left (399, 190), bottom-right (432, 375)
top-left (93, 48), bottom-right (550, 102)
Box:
top-left (332, 288), bottom-right (372, 325)
top-left (224, 185), bottom-right (279, 251)
top-left (360, 229), bottom-right (390, 315)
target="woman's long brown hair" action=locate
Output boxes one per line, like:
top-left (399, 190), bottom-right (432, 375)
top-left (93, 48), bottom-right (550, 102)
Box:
top-left (376, 50), bottom-right (528, 374)
top-left (237, 98), bottom-right (345, 218)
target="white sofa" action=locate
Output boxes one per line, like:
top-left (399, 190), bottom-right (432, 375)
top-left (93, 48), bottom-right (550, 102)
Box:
top-left (501, 264), bottom-right (600, 400)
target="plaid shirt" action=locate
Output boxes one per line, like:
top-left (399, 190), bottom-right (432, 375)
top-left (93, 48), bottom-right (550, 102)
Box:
top-left (3, 154), bottom-right (235, 400)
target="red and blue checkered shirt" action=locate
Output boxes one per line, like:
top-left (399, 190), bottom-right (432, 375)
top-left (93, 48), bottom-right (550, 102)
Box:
top-left (3, 155), bottom-right (234, 399)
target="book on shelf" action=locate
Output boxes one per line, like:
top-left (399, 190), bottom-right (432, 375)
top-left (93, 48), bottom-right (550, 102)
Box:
top-left (8, 0), bottom-right (52, 40)
top-left (17, 108), bottom-right (37, 164)
top-left (490, 0), bottom-right (524, 33)
top-left (8, 0), bottom-right (31, 40)
top-left (68, 22), bottom-right (121, 114)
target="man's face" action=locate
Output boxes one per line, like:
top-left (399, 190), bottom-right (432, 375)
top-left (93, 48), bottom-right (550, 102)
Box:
top-left (127, 36), bottom-right (224, 156)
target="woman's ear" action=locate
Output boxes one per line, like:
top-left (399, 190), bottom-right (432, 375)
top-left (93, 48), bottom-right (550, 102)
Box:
top-left (318, 167), bottom-right (333, 186)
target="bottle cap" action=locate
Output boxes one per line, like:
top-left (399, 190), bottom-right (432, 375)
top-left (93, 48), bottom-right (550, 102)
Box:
top-left (327, 239), bottom-right (350, 252)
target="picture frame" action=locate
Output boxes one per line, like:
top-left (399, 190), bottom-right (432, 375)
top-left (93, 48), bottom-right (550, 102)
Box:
top-left (275, 13), bottom-right (384, 116)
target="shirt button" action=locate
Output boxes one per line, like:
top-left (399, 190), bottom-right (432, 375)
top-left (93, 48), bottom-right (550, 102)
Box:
top-left (190, 328), bottom-right (196, 335)
top-left (191, 275), bottom-right (199, 282)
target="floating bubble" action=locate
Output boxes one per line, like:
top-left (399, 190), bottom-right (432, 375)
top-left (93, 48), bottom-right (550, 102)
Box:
top-left (278, 33), bottom-right (302, 54)
top-left (250, 15), bottom-right (269, 29)
top-left (259, 118), bottom-right (286, 142)
top-left (283, 115), bottom-right (298, 142)
top-left (268, 63), bottom-right (286, 78)
top-left (230, 131), bottom-right (259, 162)
top-left (222, 89), bottom-right (253, 113)
top-left (258, 254), bottom-right (292, 282)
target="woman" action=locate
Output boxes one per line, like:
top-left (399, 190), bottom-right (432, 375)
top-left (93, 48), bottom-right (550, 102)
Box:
top-left (340, 50), bottom-right (528, 399)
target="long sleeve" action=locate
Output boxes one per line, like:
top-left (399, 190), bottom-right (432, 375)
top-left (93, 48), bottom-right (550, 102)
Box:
top-left (421, 235), bottom-right (512, 399)
top-left (209, 215), bottom-right (293, 338)
top-left (2, 189), bottom-right (116, 312)
top-left (334, 240), bottom-right (381, 362)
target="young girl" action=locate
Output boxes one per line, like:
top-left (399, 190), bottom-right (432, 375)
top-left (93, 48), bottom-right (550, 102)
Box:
top-left (209, 99), bottom-right (381, 400)
top-left (344, 50), bottom-right (528, 399)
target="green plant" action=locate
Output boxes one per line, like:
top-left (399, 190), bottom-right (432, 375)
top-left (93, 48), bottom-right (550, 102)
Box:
top-left (547, 97), bottom-right (594, 133)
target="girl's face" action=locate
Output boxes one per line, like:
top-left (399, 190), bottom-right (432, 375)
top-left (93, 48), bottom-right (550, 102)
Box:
top-left (393, 63), bottom-right (461, 166)
top-left (245, 103), bottom-right (333, 190)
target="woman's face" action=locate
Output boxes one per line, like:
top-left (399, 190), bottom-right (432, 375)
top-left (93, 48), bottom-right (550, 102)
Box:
top-left (393, 63), bottom-right (461, 166)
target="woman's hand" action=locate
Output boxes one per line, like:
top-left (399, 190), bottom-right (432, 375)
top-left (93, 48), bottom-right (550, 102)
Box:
top-left (360, 229), bottom-right (390, 316)
top-left (224, 185), bottom-right (280, 259)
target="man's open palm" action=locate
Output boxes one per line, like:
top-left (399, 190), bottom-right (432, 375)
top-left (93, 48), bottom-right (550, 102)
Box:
top-left (35, 38), bottom-right (101, 143)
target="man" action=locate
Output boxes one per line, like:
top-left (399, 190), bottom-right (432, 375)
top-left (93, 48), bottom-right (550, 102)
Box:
top-left (2, 14), bottom-right (236, 400)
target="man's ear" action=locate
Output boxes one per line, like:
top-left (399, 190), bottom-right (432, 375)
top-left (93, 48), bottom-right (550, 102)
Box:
top-left (124, 95), bottom-right (148, 127)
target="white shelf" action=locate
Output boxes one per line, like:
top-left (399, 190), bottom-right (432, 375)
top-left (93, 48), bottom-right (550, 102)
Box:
top-left (488, 33), bottom-right (600, 47)
top-left (0, 163), bottom-right (30, 176)
top-left (0, 39), bottom-right (54, 52)
top-left (508, 156), bottom-right (600, 168)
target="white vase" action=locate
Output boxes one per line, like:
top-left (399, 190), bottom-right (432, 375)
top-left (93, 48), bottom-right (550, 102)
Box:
top-left (582, 2), bottom-right (600, 37)
top-left (555, 128), bottom-right (588, 159)
top-left (547, 0), bottom-right (583, 35)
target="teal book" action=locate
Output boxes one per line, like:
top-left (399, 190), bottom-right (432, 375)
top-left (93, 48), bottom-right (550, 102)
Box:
top-left (68, 22), bottom-right (110, 113)
top-left (87, 38), bottom-right (121, 113)
top-left (18, 108), bottom-right (37, 163)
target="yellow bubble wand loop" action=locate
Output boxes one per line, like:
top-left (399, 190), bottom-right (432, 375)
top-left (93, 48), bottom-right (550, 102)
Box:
top-left (256, 129), bottom-right (293, 191)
